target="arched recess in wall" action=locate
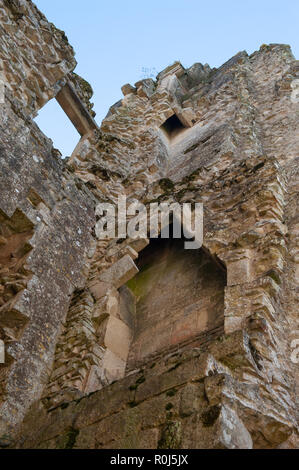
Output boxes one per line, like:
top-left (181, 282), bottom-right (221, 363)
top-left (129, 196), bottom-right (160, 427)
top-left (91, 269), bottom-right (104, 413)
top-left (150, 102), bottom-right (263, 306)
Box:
top-left (119, 227), bottom-right (227, 371)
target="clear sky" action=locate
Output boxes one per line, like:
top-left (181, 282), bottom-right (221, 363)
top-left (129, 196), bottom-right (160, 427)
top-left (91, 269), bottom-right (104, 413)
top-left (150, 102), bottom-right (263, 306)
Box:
top-left (34, 0), bottom-right (299, 157)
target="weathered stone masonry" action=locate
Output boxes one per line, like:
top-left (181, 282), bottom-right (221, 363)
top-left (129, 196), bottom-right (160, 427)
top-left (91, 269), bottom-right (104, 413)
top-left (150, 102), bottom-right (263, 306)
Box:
top-left (0, 0), bottom-right (95, 435)
top-left (0, 0), bottom-right (298, 449)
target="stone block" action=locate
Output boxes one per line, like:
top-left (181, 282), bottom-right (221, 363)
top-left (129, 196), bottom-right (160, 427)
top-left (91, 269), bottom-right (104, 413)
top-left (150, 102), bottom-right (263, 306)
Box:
top-left (129, 238), bottom-right (149, 253)
top-left (56, 81), bottom-right (98, 136)
top-left (121, 84), bottom-right (136, 96)
top-left (204, 374), bottom-right (231, 406)
top-left (74, 375), bottom-right (136, 429)
top-left (176, 107), bottom-right (196, 127)
top-left (89, 281), bottom-right (110, 300)
top-left (102, 349), bottom-right (126, 383)
top-left (104, 316), bottom-right (132, 361)
top-left (99, 255), bottom-right (139, 289)
top-left (216, 404), bottom-right (253, 449)
top-left (118, 285), bottom-right (135, 328)
top-left (180, 383), bottom-right (206, 417)
top-left (226, 252), bottom-right (252, 286)
top-left (84, 365), bottom-right (104, 394)
top-left (135, 428), bottom-right (159, 449)
top-left (135, 354), bottom-right (217, 403)
top-left (124, 245), bottom-right (139, 260)
top-left (105, 289), bottom-right (120, 316)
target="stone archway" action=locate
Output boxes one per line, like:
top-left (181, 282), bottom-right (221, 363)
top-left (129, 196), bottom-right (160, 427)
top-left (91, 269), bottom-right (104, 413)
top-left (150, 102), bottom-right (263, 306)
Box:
top-left (44, 216), bottom-right (228, 405)
top-left (119, 232), bottom-right (227, 371)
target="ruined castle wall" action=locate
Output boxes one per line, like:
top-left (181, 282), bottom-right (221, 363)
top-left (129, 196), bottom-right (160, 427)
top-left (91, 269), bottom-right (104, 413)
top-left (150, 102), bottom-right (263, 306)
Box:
top-left (39, 42), bottom-right (299, 448)
top-left (0, 0), bottom-right (95, 434)
top-left (14, 331), bottom-right (294, 449)
top-left (0, 0), bottom-right (298, 449)
top-left (0, 0), bottom-right (76, 115)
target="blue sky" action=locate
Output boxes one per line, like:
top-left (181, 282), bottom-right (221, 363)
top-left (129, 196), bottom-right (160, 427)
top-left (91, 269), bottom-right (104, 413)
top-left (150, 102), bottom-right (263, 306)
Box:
top-left (34, 0), bottom-right (299, 156)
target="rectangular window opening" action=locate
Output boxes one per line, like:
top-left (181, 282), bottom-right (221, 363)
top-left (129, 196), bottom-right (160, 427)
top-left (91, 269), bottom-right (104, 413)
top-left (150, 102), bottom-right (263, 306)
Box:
top-left (160, 114), bottom-right (186, 140)
top-left (33, 97), bottom-right (81, 159)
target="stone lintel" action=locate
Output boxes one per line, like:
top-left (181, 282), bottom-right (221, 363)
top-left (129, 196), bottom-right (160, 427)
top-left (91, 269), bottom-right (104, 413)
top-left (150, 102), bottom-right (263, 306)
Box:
top-left (56, 81), bottom-right (99, 136)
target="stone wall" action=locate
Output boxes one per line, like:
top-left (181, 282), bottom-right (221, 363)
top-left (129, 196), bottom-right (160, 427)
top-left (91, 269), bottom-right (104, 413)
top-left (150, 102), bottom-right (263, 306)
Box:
top-left (0, 0), bottom-right (76, 115)
top-left (0, 0), bottom-right (96, 435)
top-left (126, 239), bottom-right (226, 370)
top-left (38, 38), bottom-right (299, 446)
top-left (15, 332), bottom-right (294, 449)
top-left (0, 0), bottom-right (298, 449)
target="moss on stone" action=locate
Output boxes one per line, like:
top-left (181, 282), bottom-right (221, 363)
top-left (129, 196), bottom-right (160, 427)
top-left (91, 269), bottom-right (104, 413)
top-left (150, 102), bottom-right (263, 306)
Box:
top-left (267, 269), bottom-right (281, 285)
top-left (158, 178), bottom-right (175, 192)
top-left (136, 375), bottom-right (146, 385)
top-left (158, 421), bottom-right (182, 449)
top-left (60, 402), bottom-right (69, 410)
top-left (165, 403), bottom-right (174, 411)
top-left (201, 406), bottom-right (221, 427)
top-left (57, 427), bottom-right (79, 449)
top-left (166, 388), bottom-right (178, 397)
top-left (128, 401), bottom-right (138, 408)
top-left (126, 264), bottom-right (153, 298)
top-left (129, 375), bottom-right (145, 391)
top-left (72, 72), bottom-right (94, 98)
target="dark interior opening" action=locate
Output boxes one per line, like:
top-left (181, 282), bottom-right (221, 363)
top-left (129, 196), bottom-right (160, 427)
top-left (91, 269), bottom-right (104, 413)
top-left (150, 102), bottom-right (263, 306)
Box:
top-left (160, 114), bottom-right (186, 140)
top-left (122, 227), bottom-right (227, 370)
